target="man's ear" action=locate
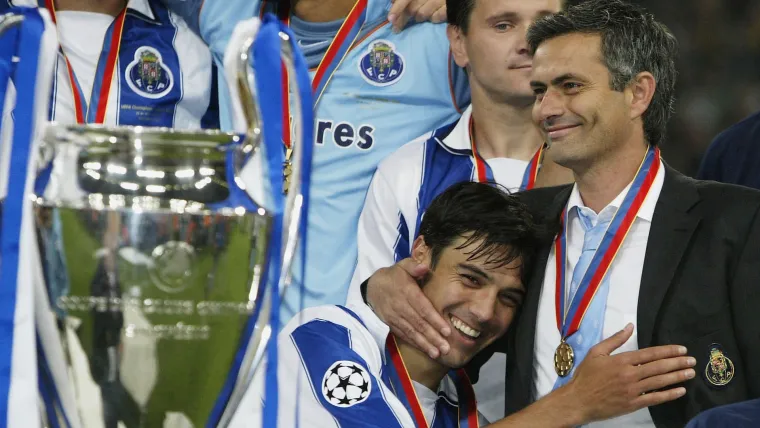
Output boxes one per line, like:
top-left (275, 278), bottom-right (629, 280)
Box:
top-left (447, 24), bottom-right (469, 68)
top-left (411, 235), bottom-right (431, 266)
top-left (627, 71), bottom-right (656, 121)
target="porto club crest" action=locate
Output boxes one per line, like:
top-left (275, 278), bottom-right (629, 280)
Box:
top-left (126, 46), bottom-right (174, 99)
top-left (704, 343), bottom-right (735, 387)
top-left (359, 40), bottom-right (405, 87)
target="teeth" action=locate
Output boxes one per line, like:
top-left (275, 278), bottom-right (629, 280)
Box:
top-left (450, 316), bottom-right (481, 339)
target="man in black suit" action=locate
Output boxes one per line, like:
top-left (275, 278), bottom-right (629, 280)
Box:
top-left (357, 0), bottom-right (760, 426)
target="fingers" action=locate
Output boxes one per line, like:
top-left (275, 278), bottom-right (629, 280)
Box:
top-left (405, 282), bottom-right (451, 340)
top-left (630, 387), bottom-right (686, 409)
top-left (622, 344), bottom-right (688, 366)
top-left (386, 285), bottom-right (450, 357)
top-left (637, 367), bottom-right (696, 394)
top-left (395, 257), bottom-right (430, 279)
top-left (388, 0), bottom-right (433, 32)
top-left (388, 0), bottom-right (415, 32)
top-left (636, 356), bottom-right (697, 380)
top-left (413, 0), bottom-right (443, 23)
top-left (431, 5), bottom-right (447, 23)
top-left (389, 317), bottom-right (441, 359)
top-left (589, 323), bottom-right (634, 356)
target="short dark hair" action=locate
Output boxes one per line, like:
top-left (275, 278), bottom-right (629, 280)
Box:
top-left (446, 0), bottom-right (476, 32)
top-left (526, 0), bottom-right (678, 146)
top-left (417, 182), bottom-right (548, 281)
top-left (446, 0), bottom-right (570, 33)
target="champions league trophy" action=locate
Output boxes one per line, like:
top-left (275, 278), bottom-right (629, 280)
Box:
top-left (13, 14), bottom-right (312, 428)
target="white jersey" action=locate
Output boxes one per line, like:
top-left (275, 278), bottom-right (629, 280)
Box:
top-left (5, 0), bottom-right (219, 129)
top-left (229, 304), bottom-right (488, 427)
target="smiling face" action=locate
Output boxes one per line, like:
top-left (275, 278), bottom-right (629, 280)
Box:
top-left (528, 33), bottom-right (638, 168)
top-left (412, 234), bottom-right (525, 369)
top-left (448, 0), bottom-right (562, 103)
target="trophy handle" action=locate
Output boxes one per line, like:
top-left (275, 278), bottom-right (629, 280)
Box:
top-left (235, 27), bottom-right (304, 305)
top-left (216, 24), bottom-right (309, 427)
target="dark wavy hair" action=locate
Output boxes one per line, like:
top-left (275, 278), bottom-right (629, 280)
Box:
top-left (418, 182), bottom-right (549, 282)
top-left (527, 0), bottom-right (678, 146)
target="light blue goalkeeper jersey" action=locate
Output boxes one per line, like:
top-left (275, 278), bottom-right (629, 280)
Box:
top-left (163, 0), bottom-right (470, 322)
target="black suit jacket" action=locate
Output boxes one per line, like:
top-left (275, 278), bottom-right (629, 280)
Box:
top-left (504, 165), bottom-right (760, 427)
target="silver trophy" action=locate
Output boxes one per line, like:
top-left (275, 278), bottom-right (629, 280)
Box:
top-left (18, 16), bottom-right (308, 428)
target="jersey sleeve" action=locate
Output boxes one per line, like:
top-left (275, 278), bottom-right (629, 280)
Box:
top-left (346, 140), bottom-right (425, 307)
top-left (228, 306), bottom-right (408, 428)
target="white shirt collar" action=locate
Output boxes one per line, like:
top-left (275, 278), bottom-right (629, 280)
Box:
top-left (566, 155), bottom-right (666, 223)
top-left (347, 302), bottom-right (391, 352)
top-left (127, 0), bottom-right (157, 22)
top-left (435, 104), bottom-right (473, 154)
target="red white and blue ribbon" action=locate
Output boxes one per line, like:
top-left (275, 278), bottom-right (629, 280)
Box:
top-left (554, 146), bottom-right (660, 339)
top-left (0, 6), bottom-right (47, 425)
top-left (45, 0), bottom-right (126, 124)
top-left (469, 116), bottom-right (545, 190)
top-left (382, 334), bottom-right (479, 428)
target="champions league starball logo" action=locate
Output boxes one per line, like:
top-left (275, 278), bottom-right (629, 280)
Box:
top-left (126, 46), bottom-right (174, 99)
top-left (359, 40), bottom-right (405, 87)
top-left (322, 361), bottom-right (371, 407)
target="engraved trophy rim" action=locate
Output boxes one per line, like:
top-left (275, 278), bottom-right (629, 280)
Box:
top-left (36, 122), bottom-right (268, 217)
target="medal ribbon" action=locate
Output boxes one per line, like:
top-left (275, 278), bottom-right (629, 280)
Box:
top-left (554, 146), bottom-right (660, 339)
top-left (262, 0), bottom-right (368, 148)
top-left (383, 334), bottom-right (479, 428)
top-left (469, 116), bottom-right (545, 190)
top-left (45, 0), bottom-right (126, 124)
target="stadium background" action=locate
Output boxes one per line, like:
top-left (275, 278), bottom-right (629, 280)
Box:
top-left (629, 0), bottom-right (759, 175)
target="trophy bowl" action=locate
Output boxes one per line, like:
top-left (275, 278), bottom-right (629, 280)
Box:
top-left (33, 125), bottom-right (278, 428)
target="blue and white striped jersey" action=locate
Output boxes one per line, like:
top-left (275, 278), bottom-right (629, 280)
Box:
top-left (229, 304), bottom-right (488, 427)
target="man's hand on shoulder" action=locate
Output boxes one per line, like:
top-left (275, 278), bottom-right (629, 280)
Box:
top-left (366, 258), bottom-right (451, 358)
top-left (388, 0), bottom-right (446, 33)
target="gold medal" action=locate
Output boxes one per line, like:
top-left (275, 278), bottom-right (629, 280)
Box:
top-left (554, 339), bottom-right (574, 377)
top-left (283, 147), bottom-right (293, 194)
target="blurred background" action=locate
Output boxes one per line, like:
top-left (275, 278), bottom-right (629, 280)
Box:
top-left (629, 0), bottom-right (760, 175)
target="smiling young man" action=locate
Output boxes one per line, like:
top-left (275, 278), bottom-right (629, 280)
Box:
top-left (230, 181), bottom-right (544, 427)
top-left (230, 182), bottom-right (696, 427)
top-left (347, 0), bottom-right (571, 420)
